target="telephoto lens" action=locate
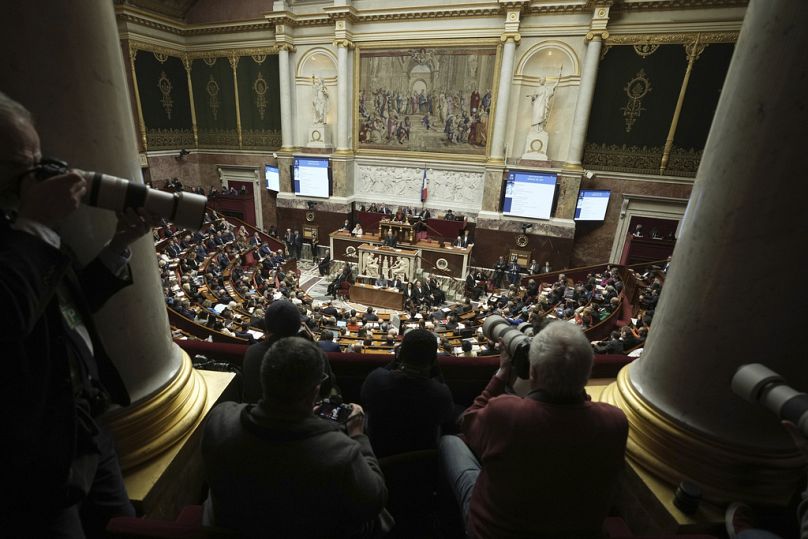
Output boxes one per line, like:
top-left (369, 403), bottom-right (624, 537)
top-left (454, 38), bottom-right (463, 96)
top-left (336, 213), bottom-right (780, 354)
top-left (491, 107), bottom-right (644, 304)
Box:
top-left (482, 315), bottom-right (533, 379)
top-left (32, 157), bottom-right (207, 230)
top-left (732, 363), bottom-right (808, 437)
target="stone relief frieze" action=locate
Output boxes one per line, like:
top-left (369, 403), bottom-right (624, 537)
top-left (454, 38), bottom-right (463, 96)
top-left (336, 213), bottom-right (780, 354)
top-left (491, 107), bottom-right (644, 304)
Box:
top-left (355, 165), bottom-right (484, 209)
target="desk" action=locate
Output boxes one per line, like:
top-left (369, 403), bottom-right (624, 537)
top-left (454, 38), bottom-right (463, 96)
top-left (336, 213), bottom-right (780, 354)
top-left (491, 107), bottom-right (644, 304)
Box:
top-left (349, 283), bottom-right (404, 310)
top-left (330, 231), bottom-right (471, 279)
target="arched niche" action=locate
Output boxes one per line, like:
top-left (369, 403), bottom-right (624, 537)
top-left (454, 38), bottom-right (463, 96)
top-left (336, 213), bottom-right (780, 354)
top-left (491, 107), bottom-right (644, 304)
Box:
top-left (296, 47), bottom-right (338, 79)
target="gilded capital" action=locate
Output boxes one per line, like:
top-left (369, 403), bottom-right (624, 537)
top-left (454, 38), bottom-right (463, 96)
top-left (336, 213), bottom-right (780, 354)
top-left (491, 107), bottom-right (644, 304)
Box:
top-left (333, 38), bottom-right (355, 49)
top-left (585, 30), bottom-right (609, 42)
top-left (277, 43), bottom-right (297, 53)
top-left (500, 32), bottom-right (521, 44)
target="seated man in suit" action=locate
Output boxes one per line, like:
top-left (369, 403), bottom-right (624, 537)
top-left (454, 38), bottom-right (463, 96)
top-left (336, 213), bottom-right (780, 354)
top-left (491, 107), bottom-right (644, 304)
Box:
top-left (318, 249), bottom-right (332, 276)
top-left (363, 307), bottom-right (379, 323)
top-left (439, 322), bottom-right (628, 539)
top-left (373, 275), bottom-right (388, 288)
top-left (203, 337), bottom-right (390, 537)
top-left (317, 329), bottom-right (341, 353)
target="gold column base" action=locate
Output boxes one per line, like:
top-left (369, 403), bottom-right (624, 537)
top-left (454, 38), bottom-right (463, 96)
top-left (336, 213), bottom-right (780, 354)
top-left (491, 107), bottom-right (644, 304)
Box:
top-left (562, 162), bottom-right (584, 171)
top-left (600, 367), bottom-right (804, 506)
top-left (101, 349), bottom-right (208, 472)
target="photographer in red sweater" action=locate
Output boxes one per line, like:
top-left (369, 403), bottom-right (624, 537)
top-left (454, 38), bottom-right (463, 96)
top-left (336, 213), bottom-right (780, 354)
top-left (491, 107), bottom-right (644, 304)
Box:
top-left (439, 321), bottom-right (628, 538)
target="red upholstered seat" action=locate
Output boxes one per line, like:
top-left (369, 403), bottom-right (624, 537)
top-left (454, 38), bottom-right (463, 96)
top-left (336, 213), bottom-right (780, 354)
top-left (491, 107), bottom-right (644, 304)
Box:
top-left (106, 505), bottom-right (237, 538)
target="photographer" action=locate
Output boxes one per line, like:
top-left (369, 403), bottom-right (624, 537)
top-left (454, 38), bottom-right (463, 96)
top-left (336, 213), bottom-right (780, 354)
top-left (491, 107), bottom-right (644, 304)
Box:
top-left (439, 321), bottom-right (628, 539)
top-left (0, 92), bottom-right (155, 536)
top-left (202, 337), bottom-right (392, 538)
top-left (360, 328), bottom-right (455, 458)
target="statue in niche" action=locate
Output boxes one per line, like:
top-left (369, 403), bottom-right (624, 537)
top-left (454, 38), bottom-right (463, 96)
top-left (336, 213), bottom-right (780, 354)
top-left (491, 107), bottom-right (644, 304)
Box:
top-left (527, 72), bottom-right (561, 132)
top-left (365, 253), bottom-right (380, 278)
top-left (391, 257), bottom-right (411, 281)
top-left (312, 76), bottom-right (329, 125)
top-left (381, 257), bottom-right (390, 280)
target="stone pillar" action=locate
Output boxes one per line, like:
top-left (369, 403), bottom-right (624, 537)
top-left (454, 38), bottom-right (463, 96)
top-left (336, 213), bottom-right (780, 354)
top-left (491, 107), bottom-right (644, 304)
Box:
top-left (564, 34), bottom-right (603, 170)
top-left (602, 0), bottom-right (808, 505)
top-left (336, 42), bottom-right (351, 152)
top-left (0, 1), bottom-right (206, 471)
top-left (489, 34), bottom-right (519, 163)
top-left (278, 44), bottom-right (295, 151)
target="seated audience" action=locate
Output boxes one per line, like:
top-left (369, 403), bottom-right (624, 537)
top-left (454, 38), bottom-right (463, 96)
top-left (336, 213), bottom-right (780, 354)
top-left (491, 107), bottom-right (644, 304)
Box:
top-left (202, 337), bottom-right (391, 538)
top-left (360, 329), bottom-right (455, 458)
top-left (439, 321), bottom-right (628, 538)
top-left (242, 300), bottom-right (336, 402)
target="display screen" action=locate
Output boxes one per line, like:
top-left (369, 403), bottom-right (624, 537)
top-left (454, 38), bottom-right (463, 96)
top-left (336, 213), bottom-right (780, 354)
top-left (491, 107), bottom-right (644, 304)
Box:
top-left (293, 157), bottom-right (330, 198)
top-left (265, 165), bottom-right (280, 192)
top-left (502, 171), bottom-right (557, 220)
top-left (574, 189), bottom-right (611, 221)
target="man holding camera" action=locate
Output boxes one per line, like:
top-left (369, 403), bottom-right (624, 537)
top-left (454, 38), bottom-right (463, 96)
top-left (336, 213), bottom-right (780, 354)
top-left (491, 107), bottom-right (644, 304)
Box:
top-left (0, 92), bottom-right (155, 536)
top-left (439, 321), bottom-right (628, 538)
top-left (202, 337), bottom-right (392, 537)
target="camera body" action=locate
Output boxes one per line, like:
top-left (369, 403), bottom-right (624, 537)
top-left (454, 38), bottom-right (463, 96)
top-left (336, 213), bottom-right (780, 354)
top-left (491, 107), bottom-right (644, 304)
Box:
top-left (32, 157), bottom-right (207, 230)
top-left (482, 315), bottom-right (533, 379)
top-left (732, 363), bottom-right (808, 437)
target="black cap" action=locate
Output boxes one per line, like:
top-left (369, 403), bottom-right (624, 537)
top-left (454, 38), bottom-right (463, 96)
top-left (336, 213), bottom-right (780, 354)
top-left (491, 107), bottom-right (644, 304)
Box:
top-left (399, 329), bottom-right (437, 367)
top-left (264, 300), bottom-right (301, 337)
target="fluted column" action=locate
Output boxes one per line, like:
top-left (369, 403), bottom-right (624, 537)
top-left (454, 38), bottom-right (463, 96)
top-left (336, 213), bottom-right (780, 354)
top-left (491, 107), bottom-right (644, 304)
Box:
top-left (564, 33), bottom-right (604, 170)
top-left (0, 1), bottom-right (206, 471)
top-left (601, 0), bottom-right (808, 505)
top-left (278, 44), bottom-right (295, 151)
top-left (335, 41), bottom-right (351, 152)
top-left (489, 34), bottom-right (519, 163)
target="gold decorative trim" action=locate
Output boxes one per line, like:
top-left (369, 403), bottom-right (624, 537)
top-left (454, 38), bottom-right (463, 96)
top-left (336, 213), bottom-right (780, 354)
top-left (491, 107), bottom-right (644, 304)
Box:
top-left (146, 128), bottom-right (195, 149)
top-left (242, 129), bottom-right (283, 149)
top-left (157, 71), bottom-right (174, 119)
top-left (127, 43), bottom-right (148, 151)
top-left (600, 367), bottom-right (804, 505)
top-left (501, 32), bottom-right (522, 43)
top-left (605, 32), bottom-right (738, 45)
top-left (102, 349), bottom-right (207, 472)
top-left (127, 41), bottom-right (279, 62)
top-left (610, 0), bottom-right (747, 12)
top-left (229, 54), bottom-right (243, 148)
top-left (621, 69), bottom-right (652, 133)
top-left (253, 72), bottom-right (269, 120)
top-left (583, 143), bottom-right (663, 176)
top-left (182, 54), bottom-right (199, 148)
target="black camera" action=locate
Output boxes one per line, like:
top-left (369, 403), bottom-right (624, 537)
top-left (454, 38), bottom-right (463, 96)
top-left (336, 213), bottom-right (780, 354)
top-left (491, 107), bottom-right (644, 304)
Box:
top-left (482, 315), bottom-right (534, 379)
top-left (316, 398), bottom-right (354, 423)
top-left (32, 157), bottom-right (207, 230)
top-left (732, 363), bottom-right (808, 437)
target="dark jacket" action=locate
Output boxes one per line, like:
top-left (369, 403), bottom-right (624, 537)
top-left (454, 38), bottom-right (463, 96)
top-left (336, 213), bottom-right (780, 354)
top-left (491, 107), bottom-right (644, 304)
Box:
top-left (202, 403), bottom-right (387, 538)
top-left (0, 218), bottom-right (130, 510)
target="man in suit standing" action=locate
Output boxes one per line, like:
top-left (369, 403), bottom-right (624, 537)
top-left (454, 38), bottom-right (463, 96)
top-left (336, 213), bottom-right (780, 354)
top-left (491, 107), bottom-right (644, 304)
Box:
top-left (459, 229), bottom-right (473, 248)
top-left (383, 230), bottom-right (397, 248)
top-left (292, 229), bottom-right (303, 259)
top-left (508, 257), bottom-right (521, 286)
top-left (0, 92), bottom-right (155, 536)
top-left (284, 228), bottom-right (293, 256)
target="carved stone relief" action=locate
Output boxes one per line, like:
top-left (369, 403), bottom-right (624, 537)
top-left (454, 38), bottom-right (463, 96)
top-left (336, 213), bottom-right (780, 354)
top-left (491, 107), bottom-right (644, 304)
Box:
top-left (355, 165), bottom-right (484, 210)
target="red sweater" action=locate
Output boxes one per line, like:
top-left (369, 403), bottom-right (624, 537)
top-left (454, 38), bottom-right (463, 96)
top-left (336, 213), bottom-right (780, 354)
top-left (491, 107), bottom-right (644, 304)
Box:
top-left (462, 375), bottom-right (628, 539)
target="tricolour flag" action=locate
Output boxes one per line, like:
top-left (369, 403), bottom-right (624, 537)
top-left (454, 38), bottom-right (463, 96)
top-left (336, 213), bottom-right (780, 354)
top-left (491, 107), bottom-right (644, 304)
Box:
top-left (421, 167), bottom-right (429, 203)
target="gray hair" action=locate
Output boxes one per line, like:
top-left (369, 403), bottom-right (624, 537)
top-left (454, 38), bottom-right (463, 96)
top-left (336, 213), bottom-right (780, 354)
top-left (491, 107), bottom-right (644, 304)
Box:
top-left (529, 321), bottom-right (593, 397)
top-left (0, 91), bottom-right (33, 126)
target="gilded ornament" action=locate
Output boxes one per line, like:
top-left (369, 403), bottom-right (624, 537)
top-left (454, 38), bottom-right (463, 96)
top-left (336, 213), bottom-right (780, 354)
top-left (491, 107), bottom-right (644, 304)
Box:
top-left (202, 57), bottom-right (217, 67)
top-left (516, 234), bottom-right (529, 248)
top-left (206, 75), bottom-right (221, 120)
top-left (154, 51), bottom-right (169, 63)
top-left (633, 43), bottom-right (660, 57)
top-left (157, 71), bottom-right (174, 119)
top-left (620, 69), bottom-right (652, 133)
top-left (253, 72), bottom-right (269, 120)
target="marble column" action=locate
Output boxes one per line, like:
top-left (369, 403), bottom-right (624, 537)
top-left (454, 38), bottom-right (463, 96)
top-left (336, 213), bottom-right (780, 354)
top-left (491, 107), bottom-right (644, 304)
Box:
top-left (602, 0), bottom-right (808, 505)
top-left (489, 35), bottom-right (518, 162)
top-left (564, 34), bottom-right (603, 170)
top-left (0, 1), bottom-right (206, 470)
top-left (278, 45), bottom-right (295, 150)
top-left (336, 43), bottom-right (350, 152)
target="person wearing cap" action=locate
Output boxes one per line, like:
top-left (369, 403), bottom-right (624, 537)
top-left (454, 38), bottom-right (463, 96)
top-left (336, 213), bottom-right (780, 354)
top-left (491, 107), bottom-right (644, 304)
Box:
top-left (360, 329), bottom-right (455, 458)
top-left (438, 321), bottom-right (627, 539)
top-left (202, 337), bottom-right (392, 538)
top-left (242, 300), bottom-right (337, 403)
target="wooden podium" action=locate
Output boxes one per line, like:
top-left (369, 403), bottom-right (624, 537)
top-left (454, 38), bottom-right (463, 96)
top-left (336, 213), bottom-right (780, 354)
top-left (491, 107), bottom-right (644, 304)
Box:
top-left (379, 219), bottom-right (414, 243)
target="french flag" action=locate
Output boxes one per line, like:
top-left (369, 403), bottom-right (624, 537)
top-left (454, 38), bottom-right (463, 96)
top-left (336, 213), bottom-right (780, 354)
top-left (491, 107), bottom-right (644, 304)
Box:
top-left (421, 167), bottom-right (429, 203)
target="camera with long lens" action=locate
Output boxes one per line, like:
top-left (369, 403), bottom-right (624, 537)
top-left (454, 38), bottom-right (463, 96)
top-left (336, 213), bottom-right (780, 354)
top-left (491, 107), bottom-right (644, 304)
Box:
top-left (32, 157), bottom-right (207, 230)
top-left (731, 363), bottom-right (808, 437)
top-left (482, 315), bottom-right (534, 379)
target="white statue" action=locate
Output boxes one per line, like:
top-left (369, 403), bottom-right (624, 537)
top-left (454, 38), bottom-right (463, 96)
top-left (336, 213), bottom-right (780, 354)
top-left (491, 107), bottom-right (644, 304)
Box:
top-left (391, 257), bottom-right (411, 281)
top-left (527, 73), bottom-right (561, 132)
top-left (312, 76), bottom-right (329, 125)
top-left (366, 253), bottom-right (380, 278)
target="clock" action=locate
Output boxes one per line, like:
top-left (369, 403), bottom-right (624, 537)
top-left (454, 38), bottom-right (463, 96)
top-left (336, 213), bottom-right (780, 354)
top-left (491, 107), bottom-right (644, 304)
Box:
top-left (516, 234), bottom-right (529, 247)
top-left (305, 211), bottom-right (315, 222)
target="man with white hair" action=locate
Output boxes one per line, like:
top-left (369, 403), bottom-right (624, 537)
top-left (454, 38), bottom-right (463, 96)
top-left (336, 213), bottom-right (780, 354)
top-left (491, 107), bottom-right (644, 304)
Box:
top-left (439, 321), bottom-right (628, 539)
